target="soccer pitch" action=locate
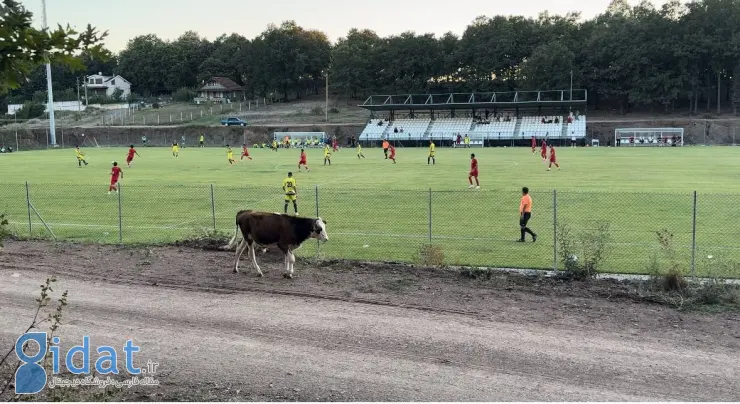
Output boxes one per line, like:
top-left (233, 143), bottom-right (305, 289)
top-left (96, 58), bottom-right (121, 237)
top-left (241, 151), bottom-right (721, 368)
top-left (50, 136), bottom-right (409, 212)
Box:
top-left (0, 144), bottom-right (738, 277)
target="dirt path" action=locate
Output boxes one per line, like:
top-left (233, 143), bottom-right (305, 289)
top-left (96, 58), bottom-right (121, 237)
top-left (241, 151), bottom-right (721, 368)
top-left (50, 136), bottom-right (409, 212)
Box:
top-left (1, 241), bottom-right (739, 401)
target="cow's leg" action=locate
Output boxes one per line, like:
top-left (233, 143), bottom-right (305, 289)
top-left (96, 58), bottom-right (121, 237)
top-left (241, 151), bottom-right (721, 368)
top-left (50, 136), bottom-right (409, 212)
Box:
top-left (248, 242), bottom-right (263, 277)
top-left (288, 250), bottom-right (296, 278)
top-left (279, 245), bottom-right (292, 279)
top-left (233, 239), bottom-right (248, 273)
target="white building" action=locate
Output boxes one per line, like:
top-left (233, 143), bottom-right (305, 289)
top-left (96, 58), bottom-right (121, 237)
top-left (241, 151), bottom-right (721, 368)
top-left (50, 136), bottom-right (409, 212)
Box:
top-left (85, 73), bottom-right (132, 99)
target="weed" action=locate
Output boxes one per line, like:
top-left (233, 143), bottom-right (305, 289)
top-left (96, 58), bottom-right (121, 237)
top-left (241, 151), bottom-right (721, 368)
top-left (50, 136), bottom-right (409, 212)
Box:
top-left (418, 244), bottom-right (444, 266)
top-left (556, 221), bottom-right (612, 280)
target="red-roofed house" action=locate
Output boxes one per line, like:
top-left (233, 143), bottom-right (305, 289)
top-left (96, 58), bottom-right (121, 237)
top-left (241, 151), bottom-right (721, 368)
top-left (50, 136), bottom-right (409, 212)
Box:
top-left (195, 77), bottom-right (244, 103)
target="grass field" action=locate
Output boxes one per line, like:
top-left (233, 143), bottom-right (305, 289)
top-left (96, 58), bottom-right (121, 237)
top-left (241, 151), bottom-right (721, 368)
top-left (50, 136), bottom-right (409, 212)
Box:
top-left (0, 144), bottom-right (738, 277)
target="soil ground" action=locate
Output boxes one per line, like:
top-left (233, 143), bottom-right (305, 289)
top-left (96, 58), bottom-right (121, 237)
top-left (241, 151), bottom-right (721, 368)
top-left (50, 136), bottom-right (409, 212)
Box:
top-left (1, 240), bottom-right (739, 401)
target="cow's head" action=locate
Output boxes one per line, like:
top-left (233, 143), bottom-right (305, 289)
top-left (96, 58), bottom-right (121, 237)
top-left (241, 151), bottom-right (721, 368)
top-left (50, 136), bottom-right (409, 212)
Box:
top-left (312, 218), bottom-right (328, 241)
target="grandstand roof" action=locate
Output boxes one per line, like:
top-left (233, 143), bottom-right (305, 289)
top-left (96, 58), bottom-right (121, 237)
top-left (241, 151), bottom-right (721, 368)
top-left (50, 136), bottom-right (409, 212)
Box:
top-left (358, 90), bottom-right (587, 111)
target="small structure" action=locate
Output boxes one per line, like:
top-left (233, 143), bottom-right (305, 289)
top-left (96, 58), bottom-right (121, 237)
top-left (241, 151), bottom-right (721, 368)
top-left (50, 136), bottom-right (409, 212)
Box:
top-left (85, 73), bottom-right (131, 99)
top-left (195, 77), bottom-right (244, 104)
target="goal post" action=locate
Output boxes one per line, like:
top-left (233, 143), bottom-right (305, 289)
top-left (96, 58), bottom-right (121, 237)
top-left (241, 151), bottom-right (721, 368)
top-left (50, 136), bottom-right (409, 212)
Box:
top-left (615, 128), bottom-right (684, 147)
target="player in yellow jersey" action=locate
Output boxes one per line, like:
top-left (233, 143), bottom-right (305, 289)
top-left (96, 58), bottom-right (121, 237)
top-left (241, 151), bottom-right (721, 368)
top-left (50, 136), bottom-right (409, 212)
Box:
top-left (323, 143), bottom-right (331, 165)
top-left (357, 143), bottom-right (365, 159)
top-left (428, 141), bottom-right (436, 165)
top-left (226, 145), bottom-right (235, 165)
top-left (75, 146), bottom-right (88, 167)
top-left (464, 134), bottom-right (470, 148)
top-left (282, 172), bottom-right (298, 215)
top-left (271, 139), bottom-right (278, 152)
top-left (172, 142), bottom-right (179, 157)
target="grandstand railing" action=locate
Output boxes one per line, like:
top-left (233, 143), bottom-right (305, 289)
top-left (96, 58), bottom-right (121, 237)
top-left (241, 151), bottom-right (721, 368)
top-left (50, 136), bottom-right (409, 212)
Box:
top-left (2, 183), bottom-right (738, 279)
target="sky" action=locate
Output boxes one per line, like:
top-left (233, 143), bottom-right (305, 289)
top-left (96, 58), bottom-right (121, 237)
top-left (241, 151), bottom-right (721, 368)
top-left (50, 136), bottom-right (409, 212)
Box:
top-left (19, 0), bottom-right (672, 52)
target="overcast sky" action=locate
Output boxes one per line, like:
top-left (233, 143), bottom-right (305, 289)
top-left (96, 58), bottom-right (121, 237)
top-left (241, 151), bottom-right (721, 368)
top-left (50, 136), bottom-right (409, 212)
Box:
top-left (19, 0), bottom-right (672, 52)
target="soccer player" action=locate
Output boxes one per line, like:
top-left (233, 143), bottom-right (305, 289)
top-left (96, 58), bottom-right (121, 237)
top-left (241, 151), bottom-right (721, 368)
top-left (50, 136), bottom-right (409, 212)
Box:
top-left (241, 144), bottom-right (253, 161)
top-left (283, 172), bottom-right (298, 215)
top-left (298, 149), bottom-right (310, 172)
top-left (126, 145), bottom-right (140, 167)
top-left (428, 141), bottom-right (436, 165)
top-left (464, 134), bottom-right (470, 148)
top-left (531, 136), bottom-right (536, 154)
top-left (357, 143), bottom-right (365, 159)
top-left (108, 162), bottom-right (122, 194)
top-left (226, 145), bottom-right (235, 165)
top-left (271, 139), bottom-right (278, 151)
top-left (382, 139), bottom-right (389, 159)
top-left (75, 146), bottom-right (88, 167)
top-left (323, 144), bottom-right (332, 165)
top-left (172, 142), bottom-right (179, 158)
top-left (332, 136), bottom-right (339, 152)
top-left (540, 139), bottom-right (547, 161)
top-left (389, 143), bottom-right (396, 163)
top-left (548, 144), bottom-right (560, 171)
top-left (199, 134), bottom-right (205, 148)
top-left (468, 153), bottom-right (480, 189)
top-left (518, 187), bottom-right (537, 242)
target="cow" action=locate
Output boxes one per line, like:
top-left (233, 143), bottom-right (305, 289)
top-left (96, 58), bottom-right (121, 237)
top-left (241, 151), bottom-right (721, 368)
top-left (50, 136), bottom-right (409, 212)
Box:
top-left (226, 210), bottom-right (328, 278)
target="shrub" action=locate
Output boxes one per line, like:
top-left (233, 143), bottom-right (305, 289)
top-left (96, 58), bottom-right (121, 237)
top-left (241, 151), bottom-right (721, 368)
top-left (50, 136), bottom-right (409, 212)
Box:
top-left (0, 213), bottom-right (9, 248)
top-left (15, 101), bottom-right (45, 119)
top-left (418, 244), bottom-right (445, 266)
top-left (329, 107), bottom-right (340, 114)
top-left (310, 106), bottom-right (325, 116)
top-left (172, 87), bottom-right (196, 103)
top-left (556, 221), bottom-right (612, 280)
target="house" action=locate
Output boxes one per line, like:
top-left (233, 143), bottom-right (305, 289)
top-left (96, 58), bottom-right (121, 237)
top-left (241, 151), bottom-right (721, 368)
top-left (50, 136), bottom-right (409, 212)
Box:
top-left (85, 73), bottom-right (131, 99)
top-left (195, 77), bottom-right (244, 103)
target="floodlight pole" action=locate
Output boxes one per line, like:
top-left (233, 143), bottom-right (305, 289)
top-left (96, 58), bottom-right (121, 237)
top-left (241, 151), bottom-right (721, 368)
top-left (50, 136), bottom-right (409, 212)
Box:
top-left (325, 70), bottom-right (329, 122)
top-left (42, 0), bottom-right (57, 146)
top-left (569, 70), bottom-right (573, 112)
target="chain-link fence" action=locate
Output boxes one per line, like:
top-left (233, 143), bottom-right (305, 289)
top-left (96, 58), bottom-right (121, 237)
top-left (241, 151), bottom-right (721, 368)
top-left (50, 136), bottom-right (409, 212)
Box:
top-left (1, 183), bottom-right (738, 278)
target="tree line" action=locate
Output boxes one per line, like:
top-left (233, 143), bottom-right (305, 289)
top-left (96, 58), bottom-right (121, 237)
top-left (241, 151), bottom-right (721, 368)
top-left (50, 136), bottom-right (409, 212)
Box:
top-left (6, 0), bottom-right (740, 114)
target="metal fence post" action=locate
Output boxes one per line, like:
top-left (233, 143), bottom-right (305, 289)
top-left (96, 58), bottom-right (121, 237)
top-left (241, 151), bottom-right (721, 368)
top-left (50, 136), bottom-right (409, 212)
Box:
top-left (118, 183), bottom-right (123, 245)
top-left (210, 184), bottom-right (216, 232)
top-left (553, 189), bottom-right (558, 271)
top-left (691, 190), bottom-right (697, 277)
top-left (25, 181), bottom-right (32, 235)
top-left (315, 185), bottom-right (320, 256)
top-left (428, 188), bottom-right (432, 244)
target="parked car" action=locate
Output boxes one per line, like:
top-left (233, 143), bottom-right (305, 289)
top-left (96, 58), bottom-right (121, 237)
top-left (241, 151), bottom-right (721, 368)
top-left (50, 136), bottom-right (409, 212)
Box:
top-left (221, 117), bottom-right (247, 126)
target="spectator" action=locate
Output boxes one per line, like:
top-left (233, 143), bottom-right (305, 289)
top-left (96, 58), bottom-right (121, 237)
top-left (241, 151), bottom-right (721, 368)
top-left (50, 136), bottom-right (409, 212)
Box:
top-left (394, 127), bottom-right (398, 133)
top-left (555, 117), bottom-right (560, 124)
top-left (541, 117), bottom-right (546, 124)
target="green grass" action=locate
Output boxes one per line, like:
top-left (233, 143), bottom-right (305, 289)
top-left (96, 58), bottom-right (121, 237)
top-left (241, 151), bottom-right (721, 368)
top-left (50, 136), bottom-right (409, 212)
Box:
top-left (0, 144), bottom-right (738, 277)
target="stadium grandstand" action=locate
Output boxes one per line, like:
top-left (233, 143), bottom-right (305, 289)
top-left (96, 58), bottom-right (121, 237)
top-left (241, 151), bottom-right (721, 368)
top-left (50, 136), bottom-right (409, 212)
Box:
top-left (358, 90), bottom-right (587, 147)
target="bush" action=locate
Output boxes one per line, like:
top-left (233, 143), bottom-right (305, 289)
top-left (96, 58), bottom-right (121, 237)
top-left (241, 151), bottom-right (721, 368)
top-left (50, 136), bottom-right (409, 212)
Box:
top-left (649, 229), bottom-right (688, 292)
top-left (556, 221), bottom-right (612, 280)
top-left (0, 213), bottom-right (9, 248)
top-left (329, 107), bottom-right (340, 114)
top-left (310, 106), bottom-right (325, 116)
top-left (15, 101), bottom-right (45, 119)
top-left (173, 87), bottom-right (196, 103)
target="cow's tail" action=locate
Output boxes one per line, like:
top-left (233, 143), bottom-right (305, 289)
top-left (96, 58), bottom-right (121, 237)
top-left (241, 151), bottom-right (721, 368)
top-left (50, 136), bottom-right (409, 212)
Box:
top-left (226, 210), bottom-right (250, 250)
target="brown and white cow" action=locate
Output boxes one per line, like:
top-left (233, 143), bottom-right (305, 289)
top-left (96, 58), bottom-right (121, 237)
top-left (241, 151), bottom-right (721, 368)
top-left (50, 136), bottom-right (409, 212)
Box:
top-left (226, 210), bottom-right (328, 278)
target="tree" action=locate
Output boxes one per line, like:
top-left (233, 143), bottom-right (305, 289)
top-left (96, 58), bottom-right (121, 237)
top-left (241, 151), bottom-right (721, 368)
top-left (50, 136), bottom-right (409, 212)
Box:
top-left (330, 29), bottom-right (381, 99)
top-left (0, 0), bottom-right (108, 94)
top-left (117, 34), bottom-right (171, 95)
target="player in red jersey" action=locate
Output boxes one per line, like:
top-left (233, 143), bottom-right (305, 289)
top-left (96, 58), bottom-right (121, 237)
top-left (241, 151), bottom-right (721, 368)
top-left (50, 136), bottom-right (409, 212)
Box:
top-left (468, 153), bottom-right (479, 189)
top-left (531, 136), bottom-right (536, 154)
top-left (298, 148), bottom-right (310, 172)
top-left (389, 144), bottom-right (396, 163)
top-left (332, 136), bottom-right (339, 152)
top-left (108, 162), bottom-right (123, 194)
top-left (126, 145), bottom-right (140, 167)
top-left (240, 144), bottom-right (253, 161)
top-left (540, 139), bottom-right (547, 161)
top-left (548, 144), bottom-right (560, 170)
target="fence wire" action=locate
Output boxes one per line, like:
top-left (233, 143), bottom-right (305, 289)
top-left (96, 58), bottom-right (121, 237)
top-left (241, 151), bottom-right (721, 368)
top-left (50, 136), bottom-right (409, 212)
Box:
top-left (1, 182), bottom-right (738, 278)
